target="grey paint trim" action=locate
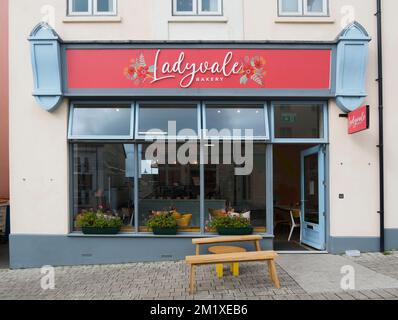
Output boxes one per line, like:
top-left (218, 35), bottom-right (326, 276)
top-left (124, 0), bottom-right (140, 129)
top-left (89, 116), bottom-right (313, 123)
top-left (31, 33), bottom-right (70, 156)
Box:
top-left (63, 88), bottom-right (335, 98)
top-left (266, 143), bottom-right (273, 235)
top-left (9, 234), bottom-right (273, 269)
top-left (329, 229), bottom-right (398, 254)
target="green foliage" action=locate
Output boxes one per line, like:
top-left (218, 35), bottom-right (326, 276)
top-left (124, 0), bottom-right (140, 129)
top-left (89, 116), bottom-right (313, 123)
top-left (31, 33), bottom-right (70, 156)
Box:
top-left (208, 216), bottom-right (251, 229)
top-left (76, 209), bottom-right (123, 229)
top-left (146, 213), bottom-right (177, 229)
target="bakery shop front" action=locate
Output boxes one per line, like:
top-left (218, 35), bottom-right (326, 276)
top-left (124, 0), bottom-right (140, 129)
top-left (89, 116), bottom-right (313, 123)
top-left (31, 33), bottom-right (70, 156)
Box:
top-left (23, 21), bottom-right (370, 266)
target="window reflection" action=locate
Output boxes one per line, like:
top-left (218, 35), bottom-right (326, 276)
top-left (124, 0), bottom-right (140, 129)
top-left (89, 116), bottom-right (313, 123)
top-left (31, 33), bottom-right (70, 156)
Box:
top-left (138, 143), bottom-right (200, 232)
top-left (72, 144), bottom-right (135, 231)
top-left (204, 143), bottom-right (267, 233)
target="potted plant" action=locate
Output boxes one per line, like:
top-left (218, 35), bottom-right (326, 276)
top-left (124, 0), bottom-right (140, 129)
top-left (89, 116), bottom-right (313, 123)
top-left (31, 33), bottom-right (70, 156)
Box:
top-left (76, 209), bottom-right (123, 235)
top-left (208, 215), bottom-right (253, 235)
top-left (146, 212), bottom-right (178, 235)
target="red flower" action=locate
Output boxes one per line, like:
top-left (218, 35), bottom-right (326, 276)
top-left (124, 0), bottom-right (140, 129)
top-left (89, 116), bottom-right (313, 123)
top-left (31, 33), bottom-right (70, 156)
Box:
top-left (253, 57), bottom-right (265, 69)
top-left (136, 65), bottom-right (149, 78)
top-left (243, 64), bottom-right (255, 77)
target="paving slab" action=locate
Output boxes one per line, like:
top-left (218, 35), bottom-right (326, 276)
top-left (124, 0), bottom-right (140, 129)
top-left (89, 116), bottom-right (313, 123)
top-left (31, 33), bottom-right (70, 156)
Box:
top-left (276, 253), bottom-right (398, 293)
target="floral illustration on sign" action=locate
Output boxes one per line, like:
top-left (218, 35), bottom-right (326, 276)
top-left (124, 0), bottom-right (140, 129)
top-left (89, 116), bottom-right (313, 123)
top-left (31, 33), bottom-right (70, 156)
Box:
top-left (239, 56), bottom-right (266, 86)
top-left (124, 53), bottom-right (154, 84)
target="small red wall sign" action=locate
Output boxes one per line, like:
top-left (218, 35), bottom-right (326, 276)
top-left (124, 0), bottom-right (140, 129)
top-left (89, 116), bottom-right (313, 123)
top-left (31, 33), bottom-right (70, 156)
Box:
top-left (66, 48), bottom-right (331, 90)
top-left (348, 105), bottom-right (370, 134)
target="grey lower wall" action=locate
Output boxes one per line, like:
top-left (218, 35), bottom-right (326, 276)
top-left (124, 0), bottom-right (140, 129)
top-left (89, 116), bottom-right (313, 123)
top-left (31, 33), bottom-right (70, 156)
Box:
top-left (9, 234), bottom-right (273, 269)
top-left (328, 228), bottom-right (398, 254)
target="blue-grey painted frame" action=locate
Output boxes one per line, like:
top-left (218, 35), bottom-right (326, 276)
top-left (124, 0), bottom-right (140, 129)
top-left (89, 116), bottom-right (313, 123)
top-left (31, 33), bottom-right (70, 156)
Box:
top-left (202, 101), bottom-right (270, 141)
top-left (67, 101), bottom-right (135, 140)
top-left (270, 101), bottom-right (329, 144)
top-left (135, 101), bottom-right (202, 141)
top-left (300, 145), bottom-right (326, 250)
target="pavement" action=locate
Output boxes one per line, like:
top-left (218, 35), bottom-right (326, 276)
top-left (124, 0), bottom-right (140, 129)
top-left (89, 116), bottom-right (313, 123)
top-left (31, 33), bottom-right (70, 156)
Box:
top-left (0, 250), bottom-right (398, 300)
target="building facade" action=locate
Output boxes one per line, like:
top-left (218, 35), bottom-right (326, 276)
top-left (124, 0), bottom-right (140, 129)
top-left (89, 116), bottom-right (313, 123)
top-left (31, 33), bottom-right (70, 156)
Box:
top-left (8, 0), bottom-right (398, 268)
top-left (0, 0), bottom-right (9, 201)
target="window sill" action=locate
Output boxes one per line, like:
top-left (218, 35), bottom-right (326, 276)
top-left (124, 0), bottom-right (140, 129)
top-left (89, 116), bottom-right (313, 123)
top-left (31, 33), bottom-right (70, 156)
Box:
top-left (274, 17), bottom-right (335, 24)
top-left (68, 232), bottom-right (273, 238)
top-left (63, 16), bottom-right (122, 23)
top-left (168, 16), bottom-right (228, 23)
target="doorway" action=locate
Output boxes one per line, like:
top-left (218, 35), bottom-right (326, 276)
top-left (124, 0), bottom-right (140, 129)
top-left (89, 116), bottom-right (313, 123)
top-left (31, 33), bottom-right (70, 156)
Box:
top-left (273, 144), bottom-right (326, 251)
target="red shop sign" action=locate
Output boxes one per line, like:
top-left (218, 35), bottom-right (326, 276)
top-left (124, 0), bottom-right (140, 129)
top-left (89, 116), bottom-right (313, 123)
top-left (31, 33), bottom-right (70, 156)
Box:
top-left (348, 105), bottom-right (370, 134)
top-left (66, 48), bottom-right (331, 90)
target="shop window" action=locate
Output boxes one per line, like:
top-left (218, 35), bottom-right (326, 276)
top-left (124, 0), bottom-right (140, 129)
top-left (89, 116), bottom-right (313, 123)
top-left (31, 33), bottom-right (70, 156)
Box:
top-left (278, 0), bottom-right (328, 16)
top-left (136, 103), bottom-right (200, 140)
top-left (204, 104), bottom-right (269, 140)
top-left (204, 143), bottom-right (267, 233)
top-left (68, 105), bottom-right (134, 139)
top-left (72, 143), bottom-right (135, 232)
top-left (173, 0), bottom-right (222, 16)
top-left (138, 143), bottom-right (200, 233)
top-left (273, 103), bottom-right (325, 140)
top-left (68, 0), bottom-right (117, 16)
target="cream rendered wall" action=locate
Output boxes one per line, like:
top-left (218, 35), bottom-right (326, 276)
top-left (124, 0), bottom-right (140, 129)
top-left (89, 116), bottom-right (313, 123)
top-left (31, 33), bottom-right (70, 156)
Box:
top-left (9, 0), bottom-right (152, 234)
top-left (152, 0), bottom-right (244, 40)
top-left (383, 0), bottom-right (398, 231)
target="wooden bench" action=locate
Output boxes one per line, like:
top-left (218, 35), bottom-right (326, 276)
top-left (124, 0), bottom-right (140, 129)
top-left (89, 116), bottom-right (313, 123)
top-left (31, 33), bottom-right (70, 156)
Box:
top-left (185, 251), bottom-right (280, 294)
top-left (192, 235), bottom-right (263, 255)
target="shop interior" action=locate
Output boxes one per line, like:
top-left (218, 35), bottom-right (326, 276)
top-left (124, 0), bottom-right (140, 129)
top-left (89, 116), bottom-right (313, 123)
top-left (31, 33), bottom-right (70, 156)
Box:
top-left (273, 144), bottom-right (318, 251)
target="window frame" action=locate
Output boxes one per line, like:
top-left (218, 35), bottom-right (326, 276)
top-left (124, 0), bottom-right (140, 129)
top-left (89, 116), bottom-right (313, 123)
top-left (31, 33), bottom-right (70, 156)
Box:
top-left (198, 0), bottom-right (223, 16)
top-left (303, 0), bottom-right (328, 16)
top-left (270, 101), bottom-right (328, 143)
top-left (278, 0), bottom-right (329, 17)
top-left (172, 0), bottom-right (223, 16)
top-left (68, 102), bottom-right (135, 140)
top-left (68, 0), bottom-right (118, 16)
top-left (93, 0), bottom-right (118, 16)
top-left (135, 101), bottom-right (202, 141)
top-left (202, 102), bottom-right (270, 141)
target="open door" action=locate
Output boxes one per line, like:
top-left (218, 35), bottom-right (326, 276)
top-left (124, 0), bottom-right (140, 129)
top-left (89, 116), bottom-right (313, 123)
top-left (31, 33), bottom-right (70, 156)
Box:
top-left (300, 146), bottom-right (326, 250)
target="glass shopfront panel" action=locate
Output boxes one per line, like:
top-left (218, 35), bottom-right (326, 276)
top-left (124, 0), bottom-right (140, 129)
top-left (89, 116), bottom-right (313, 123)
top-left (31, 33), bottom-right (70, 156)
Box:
top-left (72, 143), bottom-right (135, 231)
top-left (273, 103), bottom-right (324, 139)
top-left (205, 104), bottom-right (268, 139)
top-left (137, 104), bottom-right (199, 138)
top-left (204, 143), bottom-right (267, 233)
top-left (138, 143), bottom-right (200, 232)
top-left (70, 105), bottom-right (132, 137)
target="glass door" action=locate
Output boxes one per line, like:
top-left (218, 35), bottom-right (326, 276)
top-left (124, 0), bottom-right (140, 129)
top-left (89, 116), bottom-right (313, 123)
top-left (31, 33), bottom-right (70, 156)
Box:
top-left (300, 145), bottom-right (326, 250)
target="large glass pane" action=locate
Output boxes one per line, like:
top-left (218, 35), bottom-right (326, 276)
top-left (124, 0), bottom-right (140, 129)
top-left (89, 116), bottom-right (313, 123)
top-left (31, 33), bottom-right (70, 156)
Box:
top-left (303, 152), bottom-right (319, 224)
top-left (72, 0), bottom-right (89, 12)
top-left (205, 105), bottom-right (267, 138)
top-left (138, 104), bottom-right (198, 137)
top-left (274, 104), bottom-right (324, 139)
top-left (281, 0), bottom-right (300, 12)
top-left (176, 0), bottom-right (194, 12)
top-left (72, 144), bottom-right (135, 232)
top-left (71, 106), bottom-right (131, 137)
top-left (306, 0), bottom-right (324, 13)
top-left (204, 143), bottom-right (267, 233)
top-left (97, 0), bottom-right (114, 12)
top-left (201, 0), bottom-right (219, 12)
top-left (139, 143), bottom-right (200, 232)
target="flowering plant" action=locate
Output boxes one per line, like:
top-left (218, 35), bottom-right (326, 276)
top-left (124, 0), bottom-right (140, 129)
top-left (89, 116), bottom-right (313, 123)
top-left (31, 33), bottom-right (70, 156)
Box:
top-left (208, 215), bottom-right (251, 229)
top-left (124, 53), bottom-right (154, 84)
top-left (146, 212), bottom-right (177, 229)
top-left (76, 208), bottom-right (123, 229)
top-left (239, 56), bottom-right (266, 86)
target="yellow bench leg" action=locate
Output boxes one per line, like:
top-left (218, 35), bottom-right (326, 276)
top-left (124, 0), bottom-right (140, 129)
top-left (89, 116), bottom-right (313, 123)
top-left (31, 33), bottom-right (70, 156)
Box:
top-left (231, 263), bottom-right (239, 276)
top-left (216, 264), bottom-right (223, 278)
